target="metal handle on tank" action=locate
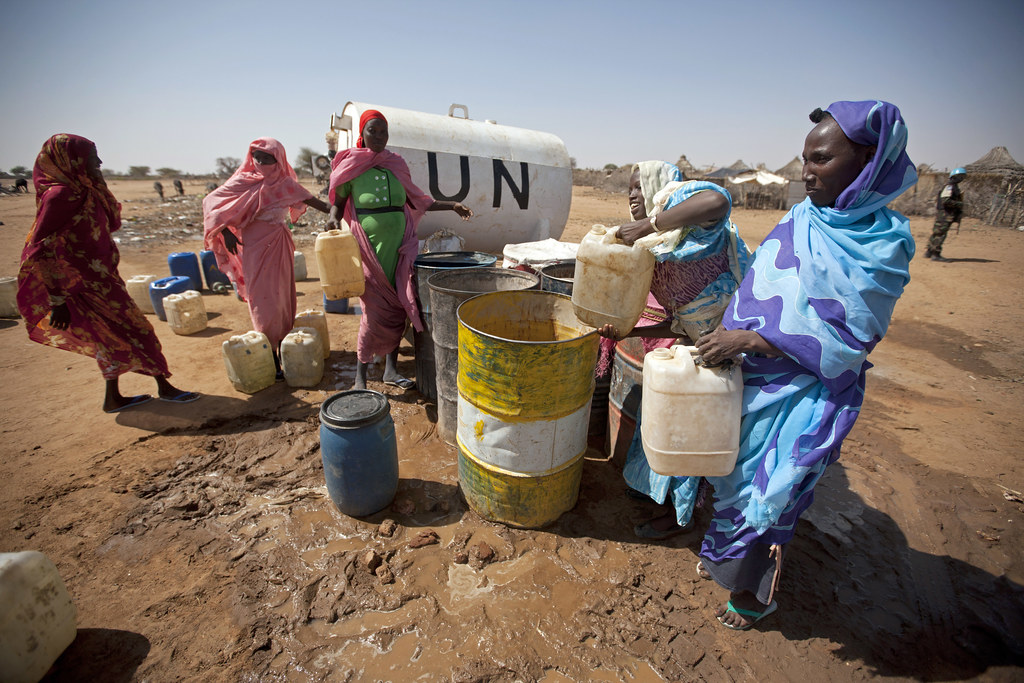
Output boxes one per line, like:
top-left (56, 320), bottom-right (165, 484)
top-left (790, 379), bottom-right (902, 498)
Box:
top-left (448, 104), bottom-right (469, 119)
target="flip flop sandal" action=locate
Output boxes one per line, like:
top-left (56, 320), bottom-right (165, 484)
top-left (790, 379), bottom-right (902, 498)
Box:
top-left (104, 394), bottom-right (153, 413)
top-left (696, 561), bottom-right (711, 580)
top-left (383, 378), bottom-right (415, 390)
top-left (159, 390), bottom-right (201, 404)
top-left (717, 600), bottom-right (778, 631)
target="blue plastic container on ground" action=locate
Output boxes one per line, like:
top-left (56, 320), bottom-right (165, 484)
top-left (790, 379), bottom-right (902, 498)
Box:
top-left (168, 252), bottom-right (202, 291)
top-left (323, 294), bottom-right (350, 314)
top-left (149, 275), bottom-right (192, 321)
top-left (199, 250), bottom-right (231, 290)
top-left (319, 390), bottom-right (398, 517)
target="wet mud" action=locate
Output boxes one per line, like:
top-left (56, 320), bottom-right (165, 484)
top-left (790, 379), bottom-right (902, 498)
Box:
top-left (1, 183), bottom-right (1022, 681)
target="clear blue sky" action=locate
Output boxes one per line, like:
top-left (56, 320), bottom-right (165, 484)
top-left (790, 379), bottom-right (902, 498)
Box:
top-left (2, 0), bottom-right (1021, 176)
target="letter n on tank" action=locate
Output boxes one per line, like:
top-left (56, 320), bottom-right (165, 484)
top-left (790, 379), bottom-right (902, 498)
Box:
top-left (493, 160), bottom-right (529, 209)
top-left (428, 152), bottom-right (470, 202)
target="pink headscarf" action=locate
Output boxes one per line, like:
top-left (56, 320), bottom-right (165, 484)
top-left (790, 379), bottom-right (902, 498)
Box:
top-left (202, 138), bottom-right (313, 284)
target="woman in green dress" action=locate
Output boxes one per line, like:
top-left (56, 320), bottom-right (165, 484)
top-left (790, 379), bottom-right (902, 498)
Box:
top-left (327, 109), bottom-right (472, 390)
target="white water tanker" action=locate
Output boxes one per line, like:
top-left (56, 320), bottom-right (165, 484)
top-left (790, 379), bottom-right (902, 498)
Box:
top-left (327, 102), bottom-right (572, 253)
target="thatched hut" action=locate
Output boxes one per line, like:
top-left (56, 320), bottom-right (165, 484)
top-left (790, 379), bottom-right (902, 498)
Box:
top-left (889, 148), bottom-right (1024, 225)
top-left (774, 157), bottom-right (806, 208)
top-left (774, 157), bottom-right (803, 181)
top-left (963, 147), bottom-right (1024, 226)
top-left (705, 159), bottom-right (752, 179)
top-left (675, 154), bottom-right (698, 179)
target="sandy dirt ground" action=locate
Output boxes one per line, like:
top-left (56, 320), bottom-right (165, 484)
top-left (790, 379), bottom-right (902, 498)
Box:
top-left (1, 179), bottom-right (1022, 682)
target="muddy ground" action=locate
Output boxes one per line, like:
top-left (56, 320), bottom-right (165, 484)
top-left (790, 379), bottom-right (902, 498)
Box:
top-left (1, 179), bottom-right (1022, 682)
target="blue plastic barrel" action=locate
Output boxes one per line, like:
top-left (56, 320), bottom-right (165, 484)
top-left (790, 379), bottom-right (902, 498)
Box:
top-left (149, 275), bottom-right (192, 321)
top-left (319, 390), bottom-right (398, 517)
top-left (323, 293), bottom-right (350, 314)
top-left (199, 250), bottom-right (231, 290)
top-left (168, 252), bottom-right (202, 291)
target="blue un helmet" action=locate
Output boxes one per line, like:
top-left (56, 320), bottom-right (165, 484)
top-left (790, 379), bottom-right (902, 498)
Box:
top-left (950, 167), bottom-right (967, 180)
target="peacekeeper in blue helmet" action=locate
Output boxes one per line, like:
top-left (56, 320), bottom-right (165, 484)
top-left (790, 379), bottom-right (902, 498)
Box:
top-left (925, 167), bottom-right (966, 262)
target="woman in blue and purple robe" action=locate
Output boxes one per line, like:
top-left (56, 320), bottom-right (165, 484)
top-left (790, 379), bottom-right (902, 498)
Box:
top-left (693, 100), bottom-right (918, 630)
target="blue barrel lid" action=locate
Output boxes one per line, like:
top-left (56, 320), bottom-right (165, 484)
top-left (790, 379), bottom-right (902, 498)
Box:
top-left (151, 274), bottom-right (192, 287)
top-left (320, 390), bottom-right (390, 429)
top-left (414, 251), bottom-right (497, 269)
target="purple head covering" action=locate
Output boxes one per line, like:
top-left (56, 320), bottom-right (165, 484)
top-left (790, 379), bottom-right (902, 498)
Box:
top-left (824, 100), bottom-right (917, 214)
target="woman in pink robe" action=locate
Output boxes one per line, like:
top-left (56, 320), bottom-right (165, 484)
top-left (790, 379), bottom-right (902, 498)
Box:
top-left (203, 138), bottom-right (329, 376)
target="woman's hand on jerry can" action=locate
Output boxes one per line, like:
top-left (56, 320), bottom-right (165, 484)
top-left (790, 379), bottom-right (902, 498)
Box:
top-left (616, 218), bottom-right (654, 246)
top-left (597, 323), bottom-right (621, 340)
top-left (695, 325), bottom-right (746, 365)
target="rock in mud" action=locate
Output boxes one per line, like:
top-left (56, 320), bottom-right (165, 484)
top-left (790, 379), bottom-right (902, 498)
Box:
top-left (474, 541), bottom-right (495, 564)
top-left (360, 548), bottom-right (383, 572)
top-left (408, 530), bottom-right (440, 548)
top-left (378, 518), bottom-right (398, 537)
top-left (375, 564), bottom-right (395, 584)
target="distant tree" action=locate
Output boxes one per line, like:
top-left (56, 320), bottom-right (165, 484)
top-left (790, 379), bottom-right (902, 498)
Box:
top-left (128, 166), bottom-right (151, 178)
top-left (10, 165), bottom-right (28, 176)
top-left (155, 167), bottom-right (181, 177)
top-left (570, 158), bottom-right (577, 170)
top-left (603, 163), bottom-right (618, 171)
top-left (294, 147), bottom-right (315, 177)
top-left (216, 157), bottom-right (241, 178)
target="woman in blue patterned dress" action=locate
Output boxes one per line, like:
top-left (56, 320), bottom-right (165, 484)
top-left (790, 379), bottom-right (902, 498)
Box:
top-left (694, 100), bottom-right (918, 630)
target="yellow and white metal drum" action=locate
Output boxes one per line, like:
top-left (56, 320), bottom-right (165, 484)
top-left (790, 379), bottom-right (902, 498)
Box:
top-left (456, 290), bottom-right (598, 528)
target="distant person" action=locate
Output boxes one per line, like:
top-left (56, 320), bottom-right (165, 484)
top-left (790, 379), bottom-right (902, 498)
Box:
top-left (693, 100), bottom-right (916, 630)
top-left (597, 161), bottom-right (752, 540)
top-left (153, 180), bottom-right (164, 200)
top-left (924, 167), bottom-right (965, 262)
top-left (17, 134), bottom-right (199, 413)
top-left (173, 178), bottom-right (184, 196)
top-left (203, 138), bottom-right (330, 378)
top-left (326, 109), bottom-right (473, 391)
top-left (15, 177), bottom-right (28, 193)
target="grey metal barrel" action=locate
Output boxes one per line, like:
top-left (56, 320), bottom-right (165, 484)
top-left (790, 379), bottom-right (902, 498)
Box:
top-left (412, 252), bottom-right (498, 400)
top-left (427, 267), bottom-right (539, 444)
top-left (539, 259), bottom-right (576, 296)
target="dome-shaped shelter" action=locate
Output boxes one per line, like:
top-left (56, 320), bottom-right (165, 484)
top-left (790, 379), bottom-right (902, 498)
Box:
top-left (966, 146), bottom-right (1024, 176)
top-left (775, 157), bottom-right (804, 181)
top-left (960, 147), bottom-right (1024, 225)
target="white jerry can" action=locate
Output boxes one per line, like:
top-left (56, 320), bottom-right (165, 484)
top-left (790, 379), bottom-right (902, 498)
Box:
top-left (328, 102), bottom-right (572, 253)
top-left (0, 551), bottom-right (77, 683)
